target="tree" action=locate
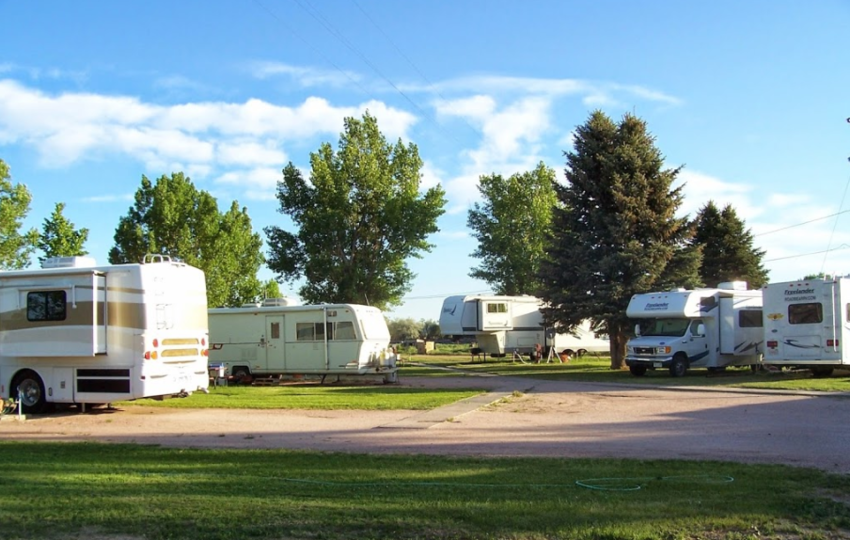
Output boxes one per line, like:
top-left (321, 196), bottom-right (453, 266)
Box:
top-left (421, 319), bottom-right (441, 340)
top-left (467, 162), bottom-right (557, 295)
top-left (261, 279), bottom-right (283, 300)
top-left (109, 173), bottom-right (265, 308)
top-left (693, 201), bottom-right (769, 288)
top-left (38, 202), bottom-right (89, 264)
top-left (0, 158), bottom-right (38, 269)
top-left (538, 111), bottom-right (702, 369)
top-left (265, 112), bottom-right (446, 309)
top-left (387, 317), bottom-right (422, 342)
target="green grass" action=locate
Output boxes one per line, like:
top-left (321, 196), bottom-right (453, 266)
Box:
top-left (403, 354), bottom-right (850, 392)
top-left (120, 385), bottom-right (483, 410)
top-left (1, 442), bottom-right (848, 539)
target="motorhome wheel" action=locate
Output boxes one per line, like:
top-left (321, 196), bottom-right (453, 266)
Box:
top-left (629, 365), bottom-right (647, 377)
top-left (811, 367), bottom-right (834, 378)
top-left (577, 349), bottom-right (587, 357)
top-left (231, 367), bottom-right (251, 384)
top-left (13, 370), bottom-right (48, 414)
top-left (669, 355), bottom-right (688, 378)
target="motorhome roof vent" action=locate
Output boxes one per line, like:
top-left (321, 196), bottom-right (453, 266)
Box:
top-left (718, 281), bottom-right (747, 291)
top-left (41, 256), bottom-right (98, 269)
top-left (262, 297), bottom-right (296, 307)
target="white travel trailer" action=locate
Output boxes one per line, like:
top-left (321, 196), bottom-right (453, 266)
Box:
top-left (439, 294), bottom-right (609, 357)
top-left (208, 301), bottom-right (399, 383)
top-left (625, 282), bottom-right (763, 377)
top-left (0, 255), bottom-right (210, 413)
top-left (762, 277), bottom-right (850, 376)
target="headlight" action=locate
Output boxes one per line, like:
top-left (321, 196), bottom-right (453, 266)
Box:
top-left (655, 346), bottom-right (671, 354)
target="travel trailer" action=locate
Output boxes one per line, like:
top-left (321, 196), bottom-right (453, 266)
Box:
top-left (438, 294), bottom-right (609, 357)
top-left (208, 301), bottom-right (399, 383)
top-left (762, 277), bottom-right (850, 376)
top-left (0, 255), bottom-right (210, 413)
top-left (625, 282), bottom-right (763, 377)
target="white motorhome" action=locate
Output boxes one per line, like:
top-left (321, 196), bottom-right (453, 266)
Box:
top-left (439, 294), bottom-right (609, 357)
top-left (208, 301), bottom-right (399, 383)
top-left (625, 282), bottom-right (763, 377)
top-left (762, 277), bottom-right (850, 376)
top-left (0, 255), bottom-right (210, 413)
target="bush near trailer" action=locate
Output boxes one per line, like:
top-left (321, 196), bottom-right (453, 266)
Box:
top-left (2, 441), bottom-right (849, 540)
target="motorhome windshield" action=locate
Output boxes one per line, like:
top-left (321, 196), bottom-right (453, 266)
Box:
top-left (641, 318), bottom-right (690, 337)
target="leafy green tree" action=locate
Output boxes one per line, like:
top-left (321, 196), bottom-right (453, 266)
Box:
top-left (387, 317), bottom-right (422, 342)
top-left (421, 319), bottom-right (441, 340)
top-left (467, 162), bottom-right (557, 295)
top-left (261, 279), bottom-right (283, 300)
top-left (538, 111), bottom-right (702, 369)
top-left (109, 173), bottom-right (265, 308)
top-left (0, 159), bottom-right (38, 269)
top-left (693, 201), bottom-right (769, 289)
top-left (265, 112), bottom-right (446, 309)
top-left (38, 202), bottom-right (89, 264)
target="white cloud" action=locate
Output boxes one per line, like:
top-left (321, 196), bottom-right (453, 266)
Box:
top-left (434, 95), bottom-right (495, 122)
top-left (217, 141), bottom-right (287, 167)
top-left (249, 61), bottom-right (360, 88)
top-left (437, 230), bottom-right (470, 240)
top-left (215, 167), bottom-right (281, 201)
top-left (675, 169), bottom-right (760, 221)
top-left (419, 161), bottom-right (443, 191)
top-left (81, 193), bottom-right (134, 203)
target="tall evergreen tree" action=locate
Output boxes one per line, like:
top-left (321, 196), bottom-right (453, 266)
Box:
top-left (0, 158), bottom-right (38, 269)
top-left (38, 202), bottom-right (89, 264)
top-left (538, 111), bottom-right (702, 369)
top-left (265, 112), bottom-right (446, 309)
top-left (467, 162), bottom-right (557, 295)
top-left (693, 201), bottom-right (768, 288)
top-left (109, 173), bottom-right (265, 308)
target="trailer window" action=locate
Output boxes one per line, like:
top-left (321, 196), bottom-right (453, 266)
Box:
top-left (788, 303), bottom-right (823, 325)
top-left (27, 291), bottom-right (67, 321)
top-left (296, 322), bottom-right (334, 341)
top-left (739, 310), bottom-right (763, 328)
top-left (335, 321), bottom-right (356, 340)
top-left (487, 303), bottom-right (507, 314)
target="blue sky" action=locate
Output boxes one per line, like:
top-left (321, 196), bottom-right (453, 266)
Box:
top-left (1, 0), bottom-right (848, 321)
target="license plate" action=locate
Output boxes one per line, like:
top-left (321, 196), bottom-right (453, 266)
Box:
top-left (653, 362), bottom-right (662, 368)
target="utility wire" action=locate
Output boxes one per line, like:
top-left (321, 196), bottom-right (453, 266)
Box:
top-left (764, 244), bottom-right (850, 263)
top-left (755, 208), bottom-right (850, 237)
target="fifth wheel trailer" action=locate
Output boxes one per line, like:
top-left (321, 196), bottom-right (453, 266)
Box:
top-left (625, 282), bottom-right (763, 377)
top-left (439, 294), bottom-right (609, 357)
top-left (0, 255), bottom-right (210, 413)
top-left (762, 277), bottom-right (850, 376)
top-left (208, 301), bottom-right (399, 383)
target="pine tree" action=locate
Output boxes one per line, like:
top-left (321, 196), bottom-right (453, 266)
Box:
top-left (38, 202), bottom-right (89, 264)
top-left (538, 111), bottom-right (702, 369)
top-left (693, 201), bottom-right (768, 288)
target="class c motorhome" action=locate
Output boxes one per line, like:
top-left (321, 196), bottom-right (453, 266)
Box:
top-left (0, 255), bottom-right (210, 413)
top-left (762, 277), bottom-right (850, 376)
top-left (439, 294), bottom-right (609, 357)
top-left (625, 282), bottom-right (763, 377)
top-left (207, 301), bottom-right (399, 383)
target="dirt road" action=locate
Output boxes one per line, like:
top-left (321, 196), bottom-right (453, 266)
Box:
top-left (2, 376), bottom-right (849, 474)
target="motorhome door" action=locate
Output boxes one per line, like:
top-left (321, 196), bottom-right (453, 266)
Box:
top-left (479, 300), bottom-right (511, 331)
top-left (265, 315), bottom-right (285, 371)
top-left (686, 319), bottom-right (710, 364)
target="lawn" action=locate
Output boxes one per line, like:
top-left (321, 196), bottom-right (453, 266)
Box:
top-left (120, 385), bottom-right (484, 410)
top-left (1, 441), bottom-right (848, 540)
top-left (402, 353), bottom-right (850, 392)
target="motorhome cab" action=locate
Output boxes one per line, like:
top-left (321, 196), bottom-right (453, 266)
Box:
top-left (0, 255), bottom-right (210, 413)
top-left (208, 301), bottom-right (399, 383)
top-left (762, 277), bottom-right (850, 376)
top-left (625, 282), bottom-right (763, 377)
top-left (439, 294), bottom-right (609, 357)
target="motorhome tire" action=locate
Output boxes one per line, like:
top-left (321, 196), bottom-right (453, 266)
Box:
top-left (13, 370), bottom-right (48, 414)
top-left (669, 355), bottom-right (688, 378)
top-left (231, 366), bottom-right (251, 384)
top-left (811, 367), bottom-right (834, 378)
top-left (577, 349), bottom-right (587, 357)
top-left (629, 365), bottom-right (647, 377)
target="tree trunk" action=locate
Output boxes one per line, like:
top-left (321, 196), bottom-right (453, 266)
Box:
top-left (608, 320), bottom-right (628, 370)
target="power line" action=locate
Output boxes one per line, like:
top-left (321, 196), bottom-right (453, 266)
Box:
top-left (764, 244), bottom-right (850, 263)
top-left (755, 208), bottom-right (850, 237)
top-left (401, 289), bottom-right (493, 301)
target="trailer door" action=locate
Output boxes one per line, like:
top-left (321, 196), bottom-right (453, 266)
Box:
top-left (479, 300), bottom-right (511, 331)
top-left (265, 315), bottom-right (285, 371)
top-left (94, 273), bottom-right (106, 354)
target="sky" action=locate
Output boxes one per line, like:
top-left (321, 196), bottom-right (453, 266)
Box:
top-left (1, 0), bottom-right (849, 322)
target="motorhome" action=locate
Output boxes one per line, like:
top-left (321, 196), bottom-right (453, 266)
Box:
top-left (625, 282), bottom-right (763, 377)
top-left (439, 294), bottom-right (609, 357)
top-left (207, 301), bottom-right (399, 383)
top-left (762, 277), bottom-right (850, 376)
top-left (0, 255), bottom-right (209, 413)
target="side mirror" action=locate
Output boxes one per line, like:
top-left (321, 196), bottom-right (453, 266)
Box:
top-left (634, 324), bottom-right (641, 337)
top-left (696, 324), bottom-right (706, 337)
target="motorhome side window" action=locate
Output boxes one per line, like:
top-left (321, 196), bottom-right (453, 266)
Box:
top-left (27, 290), bottom-right (67, 321)
top-left (699, 297), bottom-right (716, 310)
top-left (296, 321), bottom-right (345, 340)
top-left (487, 303), bottom-right (507, 313)
top-left (335, 321), bottom-right (356, 340)
top-left (788, 303), bottom-right (823, 325)
top-left (739, 310), bottom-right (763, 328)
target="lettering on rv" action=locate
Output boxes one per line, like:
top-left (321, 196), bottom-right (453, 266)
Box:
top-left (643, 302), bottom-right (668, 311)
top-left (784, 288), bottom-right (816, 302)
